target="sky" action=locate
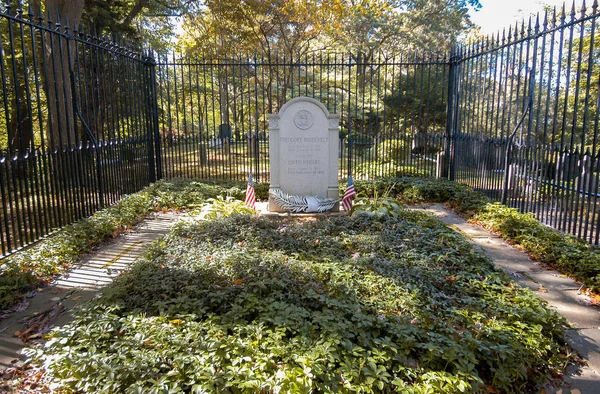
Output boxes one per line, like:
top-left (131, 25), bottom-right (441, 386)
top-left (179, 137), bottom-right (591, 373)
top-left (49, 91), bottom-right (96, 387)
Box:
top-left (469, 0), bottom-right (581, 35)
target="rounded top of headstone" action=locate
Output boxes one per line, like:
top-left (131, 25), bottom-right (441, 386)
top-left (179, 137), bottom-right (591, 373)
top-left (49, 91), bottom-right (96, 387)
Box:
top-left (275, 96), bottom-right (333, 118)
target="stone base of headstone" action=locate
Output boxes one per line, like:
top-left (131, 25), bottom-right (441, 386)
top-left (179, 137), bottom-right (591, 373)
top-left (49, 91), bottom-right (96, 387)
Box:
top-left (268, 187), bottom-right (283, 212)
top-left (264, 197), bottom-right (342, 216)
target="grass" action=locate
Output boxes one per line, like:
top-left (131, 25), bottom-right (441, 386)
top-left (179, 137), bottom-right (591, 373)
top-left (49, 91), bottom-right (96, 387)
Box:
top-left (23, 208), bottom-right (571, 393)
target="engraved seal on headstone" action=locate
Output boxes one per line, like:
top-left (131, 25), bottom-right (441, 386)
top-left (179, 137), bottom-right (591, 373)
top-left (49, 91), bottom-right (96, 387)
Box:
top-left (294, 110), bottom-right (313, 130)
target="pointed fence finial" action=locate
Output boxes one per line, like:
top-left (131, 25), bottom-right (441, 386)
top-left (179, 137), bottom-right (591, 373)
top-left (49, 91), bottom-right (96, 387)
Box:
top-left (27, 1), bottom-right (33, 20)
top-left (55, 8), bottom-right (61, 31)
top-left (64, 15), bottom-right (70, 34)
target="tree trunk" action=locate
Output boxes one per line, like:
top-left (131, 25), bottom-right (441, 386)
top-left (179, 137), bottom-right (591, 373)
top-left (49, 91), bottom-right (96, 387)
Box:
top-left (218, 68), bottom-right (230, 127)
top-left (9, 83), bottom-right (32, 154)
top-left (121, 0), bottom-right (150, 29)
top-left (36, 0), bottom-right (85, 149)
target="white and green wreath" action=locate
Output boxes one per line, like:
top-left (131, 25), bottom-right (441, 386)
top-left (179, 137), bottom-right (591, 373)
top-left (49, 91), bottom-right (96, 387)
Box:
top-left (270, 189), bottom-right (338, 213)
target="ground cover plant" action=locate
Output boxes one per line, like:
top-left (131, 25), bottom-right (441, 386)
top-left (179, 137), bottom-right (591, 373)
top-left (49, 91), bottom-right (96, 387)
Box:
top-left (3, 175), bottom-right (598, 313)
top-left (26, 208), bottom-right (570, 393)
top-left (351, 177), bottom-right (600, 293)
top-left (0, 179), bottom-right (269, 311)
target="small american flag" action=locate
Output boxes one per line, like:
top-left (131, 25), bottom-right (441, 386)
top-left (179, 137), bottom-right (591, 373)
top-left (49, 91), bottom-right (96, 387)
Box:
top-left (245, 171), bottom-right (256, 209)
top-left (342, 175), bottom-right (356, 212)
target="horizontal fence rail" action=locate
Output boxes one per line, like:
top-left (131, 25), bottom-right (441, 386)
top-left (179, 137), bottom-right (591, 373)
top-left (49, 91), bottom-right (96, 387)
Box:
top-left (2, 1), bottom-right (600, 258)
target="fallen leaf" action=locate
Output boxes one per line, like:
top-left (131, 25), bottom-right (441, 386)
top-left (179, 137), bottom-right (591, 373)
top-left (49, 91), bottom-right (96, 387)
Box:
top-left (14, 300), bottom-right (31, 312)
top-left (233, 279), bottom-right (245, 285)
top-left (71, 296), bottom-right (82, 301)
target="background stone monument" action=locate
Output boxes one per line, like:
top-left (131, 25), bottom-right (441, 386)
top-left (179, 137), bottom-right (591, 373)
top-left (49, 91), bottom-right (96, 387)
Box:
top-left (268, 97), bottom-right (340, 212)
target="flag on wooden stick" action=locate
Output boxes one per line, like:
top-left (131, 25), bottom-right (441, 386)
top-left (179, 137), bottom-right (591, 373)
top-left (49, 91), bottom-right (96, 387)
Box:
top-left (245, 171), bottom-right (256, 209)
top-left (342, 175), bottom-right (356, 212)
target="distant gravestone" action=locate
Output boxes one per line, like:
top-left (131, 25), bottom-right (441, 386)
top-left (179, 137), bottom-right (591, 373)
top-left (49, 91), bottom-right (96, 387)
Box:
top-left (268, 97), bottom-right (340, 212)
top-left (218, 124), bottom-right (232, 140)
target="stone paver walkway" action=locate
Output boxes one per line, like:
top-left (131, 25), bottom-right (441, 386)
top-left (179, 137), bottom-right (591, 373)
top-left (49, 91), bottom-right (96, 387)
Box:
top-left (415, 203), bottom-right (600, 394)
top-left (0, 212), bottom-right (181, 373)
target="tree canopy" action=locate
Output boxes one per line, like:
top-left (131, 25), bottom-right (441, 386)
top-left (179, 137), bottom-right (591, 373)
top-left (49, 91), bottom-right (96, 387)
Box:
top-left (178, 0), bottom-right (482, 58)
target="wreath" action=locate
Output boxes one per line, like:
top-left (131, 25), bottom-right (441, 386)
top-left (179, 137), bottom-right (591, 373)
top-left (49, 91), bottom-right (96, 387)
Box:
top-left (270, 189), bottom-right (337, 213)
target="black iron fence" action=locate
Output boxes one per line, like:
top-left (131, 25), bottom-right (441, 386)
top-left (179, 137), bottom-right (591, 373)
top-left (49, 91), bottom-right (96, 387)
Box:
top-left (2, 1), bottom-right (600, 257)
top-left (0, 3), bottom-right (159, 257)
top-left (155, 53), bottom-right (449, 182)
top-left (452, 2), bottom-right (600, 244)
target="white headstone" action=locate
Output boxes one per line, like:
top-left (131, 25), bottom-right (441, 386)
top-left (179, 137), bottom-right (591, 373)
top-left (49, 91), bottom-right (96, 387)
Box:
top-left (268, 97), bottom-right (340, 212)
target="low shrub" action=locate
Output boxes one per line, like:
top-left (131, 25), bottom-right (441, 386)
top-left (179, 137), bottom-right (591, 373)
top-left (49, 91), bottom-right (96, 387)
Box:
top-left (369, 139), bottom-right (410, 163)
top-left (0, 191), bottom-right (156, 310)
top-left (26, 212), bottom-right (569, 393)
top-left (347, 176), bottom-right (600, 292)
top-left (355, 161), bottom-right (430, 179)
top-left (198, 195), bottom-right (256, 219)
top-left (0, 179), bottom-right (269, 310)
top-left (473, 202), bottom-right (600, 290)
top-left (347, 177), bottom-right (489, 213)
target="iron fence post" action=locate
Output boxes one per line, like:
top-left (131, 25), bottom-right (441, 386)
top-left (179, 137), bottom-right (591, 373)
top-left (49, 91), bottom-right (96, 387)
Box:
top-left (444, 47), bottom-right (461, 180)
top-left (144, 52), bottom-right (162, 182)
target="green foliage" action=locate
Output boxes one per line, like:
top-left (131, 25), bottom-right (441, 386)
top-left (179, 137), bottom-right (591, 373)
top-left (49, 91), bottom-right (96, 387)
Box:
top-left (198, 196), bottom-right (256, 219)
top-left (82, 0), bottom-right (195, 50)
top-left (348, 175), bottom-right (600, 292)
top-left (352, 182), bottom-right (406, 217)
top-left (27, 212), bottom-right (568, 393)
top-left (473, 203), bottom-right (600, 291)
top-left (370, 139), bottom-right (410, 163)
top-left (0, 191), bottom-right (156, 310)
top-left (345, 177), bottom-right (489, 212)
top-left (355, 161), bottom-right (429, 178)
top-left (0, 179), bottom-right (268, 311)
top-left (353, 195), bottom-right (405, 217)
